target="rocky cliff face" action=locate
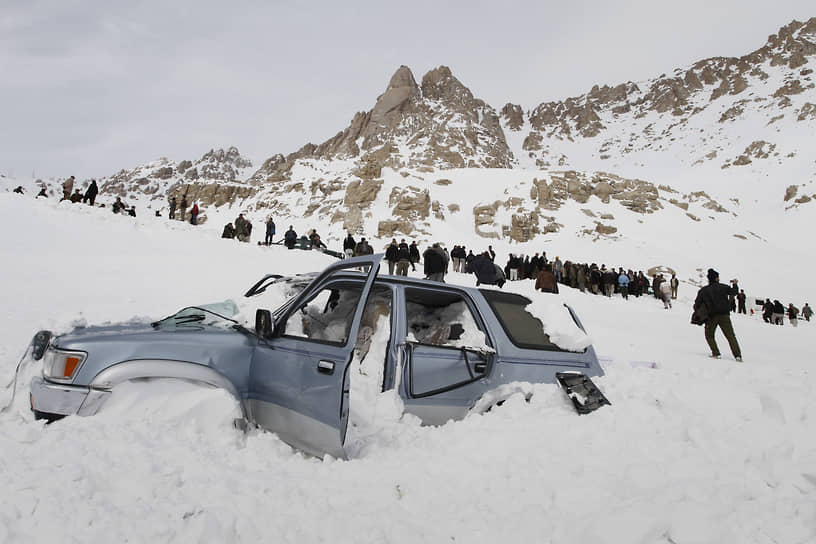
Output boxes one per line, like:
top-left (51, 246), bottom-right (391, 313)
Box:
top-left (503, 18), bottom-right (816, 178)
top-left (249, 65), bottom-right (513, 185)
top-left (99, 146), bottom-right (255, 216)
top-left (92, 18), bottom-right (815, 243)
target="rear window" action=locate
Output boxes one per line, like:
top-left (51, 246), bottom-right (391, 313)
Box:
top-left (480, 290), bottom-right (573, 352)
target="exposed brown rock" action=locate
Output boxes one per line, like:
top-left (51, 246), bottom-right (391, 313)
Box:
top-left (501, 103), bottom-right (524, 130)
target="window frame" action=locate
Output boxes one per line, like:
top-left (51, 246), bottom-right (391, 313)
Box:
top-left (479, 289), bottom-right (584, 353)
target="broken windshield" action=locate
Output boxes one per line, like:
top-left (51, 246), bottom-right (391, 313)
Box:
top-left (152, 302), bottom-right (242, 332)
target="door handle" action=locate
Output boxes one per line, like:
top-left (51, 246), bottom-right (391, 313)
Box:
top-left (317, 360), bottom-right (335, 375)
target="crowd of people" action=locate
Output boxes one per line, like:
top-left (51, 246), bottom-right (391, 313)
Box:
top-left (13, 178), bottom-right (810, 334)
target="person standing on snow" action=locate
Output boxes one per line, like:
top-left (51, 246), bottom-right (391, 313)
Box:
top-left (284, 225), bottom-right (297, 249)
top-left (423, 243), bottom-right (447, 282)
top-left (62, 176), bottom-right (75, 200)
top-left (83, 179), bottom-right (99, 206)
top-left (737, 289), bottom-right (747, 314)
top-left (772, 300), bottom-right (785, 325)
top-left (395, 240), bottom-right (411, 276)
top-left (265, 217), bottom-right (276, 246)
top-left (168, 196), bottom-right (177, 219)
top-left (659, 279), bottom-right (672, 309)
top-left (190, 202), bottom-right (199, 225)
top-left (802, 303), bottom-right (812, 322)
top-left (670, 274), bottom-right (679, 299)
top-left (618, 270), bottom-right (630, 300)
top-left (343, 233), bottom-right (356, 258)
top-left (787, 304), bottom-right (799, 328)
top-left (693, 269), bottom-right (742, 361)
top-left (385, 239), bottom-right (399, 275)
top-left (409, 241), bottom-right (420, 271)
top-left (534, 263), bottom-right (559, 294)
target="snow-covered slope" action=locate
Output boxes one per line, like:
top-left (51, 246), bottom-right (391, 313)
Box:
top-left (1, 192), bottom-right (815, 543)
top-left (7, 19), bottom-right (812, 280)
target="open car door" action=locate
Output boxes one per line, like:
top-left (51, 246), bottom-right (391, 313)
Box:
top-left (248, 253), bottom-right (383, 458)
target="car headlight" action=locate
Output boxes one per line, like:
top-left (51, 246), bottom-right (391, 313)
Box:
top-left (42, 348), bottom-right (87, 383)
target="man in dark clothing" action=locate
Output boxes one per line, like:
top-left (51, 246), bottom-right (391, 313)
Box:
top-left (395, 240), bottom-right (411, 276)
top-left (423, 244), bottom-right (446, 282)
top-left (265, 218), bottom-right (276, 245)
top-left (354, 238), bottom-right (372, 256)
top-left (694, 269), bottom-right (742, 361)
top-left (737, 290), bottom-right (747, 314)
top-left (83, 180), bottom-right (99, 205)
top-left (343, 233), bottom-right (357, 258)
top-left (772, 300), bottom-right (785, 325)
top-left (803, 303), bottom-right (813, 322)
top-left (179, 196), bottom-right (188, 222)
top-left (168, 196), bottom-right (177, 219)
top-left (589, 266), bottom-right (601, 295)
top-left (112, 197), bottom-right (126, 214)
top-left (535, 264), bottom-right (559, 294)
top-left (222, 222), bottom-right (236, 239)
top-left (762, 299), bottom-right (774, 323)
top-left (466, 252), bottom-right (497, 286)
top-left (385, 239), bottom-right (399, 275)
top-left (409, 241), bottom-right (420, 271)
top-left (284, 225), bottom-right (297, 249)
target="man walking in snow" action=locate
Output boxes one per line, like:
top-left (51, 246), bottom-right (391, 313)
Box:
top-left (693, 269), bottom-right (742, 361)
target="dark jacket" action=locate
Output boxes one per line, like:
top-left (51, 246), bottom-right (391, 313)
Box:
top-left (396, 243), bottom-right (411, 261)
top-left (343, 236), bottom-right (356, 251)
top-left (84, 181), bottom-right (98, 199)
top-left (535, 270), bottom-right (559, 293)
top-left (466, 255), bottom-right (497, 285)
top-left (694, 281), bottom-right (738, 316)
top-left (423, 248), bottom-right (446, 275)
top-left (409, 243), bottom-right (420, 263)
top-left (385, 244), bottom-right (399, 262)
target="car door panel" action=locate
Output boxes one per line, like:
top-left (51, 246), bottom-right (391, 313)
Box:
top-left (398, 286), bottom-right (493, 425)
top-left (247, 254), bottom-right (382, 458)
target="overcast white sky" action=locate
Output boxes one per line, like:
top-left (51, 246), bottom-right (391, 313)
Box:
top-left (1, 1), bottom-right (813, 180)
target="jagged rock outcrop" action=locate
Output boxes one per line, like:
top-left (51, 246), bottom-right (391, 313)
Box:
top-left (99, 147), bottom-right (254, 209)
top-left (505, 17), bottom-right (816, 173)
top-left (250, 65), bottom-right (514, 187)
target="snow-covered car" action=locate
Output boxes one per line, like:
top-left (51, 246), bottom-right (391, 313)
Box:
top-left (27, 254), bottom-right (605, 457)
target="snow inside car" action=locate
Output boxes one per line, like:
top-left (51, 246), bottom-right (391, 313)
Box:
top-left (27, 254), bottom-right (606, 458)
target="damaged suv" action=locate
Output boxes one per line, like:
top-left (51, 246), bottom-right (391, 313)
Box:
top-left (28, 254), bottom-right (606, 458)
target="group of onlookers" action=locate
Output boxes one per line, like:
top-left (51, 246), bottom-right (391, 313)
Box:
top-left (759, 299), bottom-right (811, 327)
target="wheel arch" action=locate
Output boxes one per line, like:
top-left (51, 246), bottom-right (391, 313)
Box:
top-left (78, 359), bottom-right (245, 418)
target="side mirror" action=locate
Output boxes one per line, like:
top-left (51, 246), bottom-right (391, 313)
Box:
top-left (255, 309), bottom-right (273, 337)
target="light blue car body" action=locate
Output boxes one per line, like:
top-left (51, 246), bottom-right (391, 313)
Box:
top-left (29, 253), bottom-right (603, 458)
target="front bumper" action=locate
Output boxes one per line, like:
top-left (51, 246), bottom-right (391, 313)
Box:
top-left (30, 376), bottom-right (106, 419)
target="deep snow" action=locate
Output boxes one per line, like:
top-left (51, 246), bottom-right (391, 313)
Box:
top-left (1, 193), bottom-right (815, 543)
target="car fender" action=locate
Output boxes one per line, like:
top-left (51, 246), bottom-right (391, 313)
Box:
top-left (79, 359), bottom-right (245, 418)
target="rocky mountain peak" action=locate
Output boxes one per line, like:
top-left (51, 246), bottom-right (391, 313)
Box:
top-left (249, 64), bottom-right (514, 186)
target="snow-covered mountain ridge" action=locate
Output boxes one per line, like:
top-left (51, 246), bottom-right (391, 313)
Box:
top-left (5, 18), bottom-right (814, 255)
